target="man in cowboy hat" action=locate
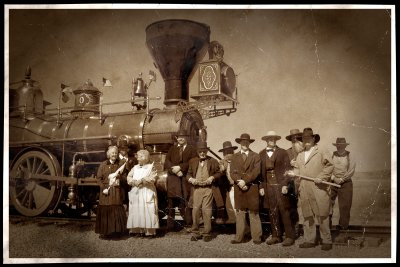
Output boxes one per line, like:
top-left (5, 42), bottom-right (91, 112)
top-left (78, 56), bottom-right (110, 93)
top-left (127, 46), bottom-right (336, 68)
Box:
top-left (186, 141), bottom-right (222, 242)
top-left (259, 131), bottom-right (295, 246)
top-left (218, 141), bottom-right (239, 224)
top-left (330, 137), bottom-right (356, 241)
top-left (287, 127), bottom-right (334, 251)
top-left (164, 129), bottom-right (197, 231)
top-left (229, 133), bottom-right (263, 245)
top-left (285, 129), bottom-right (305, 237)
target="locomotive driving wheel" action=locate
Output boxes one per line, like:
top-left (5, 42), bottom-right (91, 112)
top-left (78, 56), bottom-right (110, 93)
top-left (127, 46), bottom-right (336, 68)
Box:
top-left (10, 150), bottom-right (62, 217)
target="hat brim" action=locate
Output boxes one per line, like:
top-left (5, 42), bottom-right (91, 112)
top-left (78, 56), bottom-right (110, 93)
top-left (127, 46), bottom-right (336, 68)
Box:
top-left (333, 143), bottom-right (349, 146)
top-left (235, 138), bottom-right (255, 144)
top-left (218, 146), bottom-right (238, 152)
top-left (175, 134), bottom-right (189, 138)
top-left (285, 134), bottom-right (303, 141)
top-left (262, 136), bottom-right (281, 141)
top-left (299, 134), bottom-right (320, 143)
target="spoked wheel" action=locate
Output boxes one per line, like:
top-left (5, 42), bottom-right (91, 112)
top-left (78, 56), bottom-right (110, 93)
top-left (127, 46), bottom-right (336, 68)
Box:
top-left (10, 150), bottom-right (62, 217)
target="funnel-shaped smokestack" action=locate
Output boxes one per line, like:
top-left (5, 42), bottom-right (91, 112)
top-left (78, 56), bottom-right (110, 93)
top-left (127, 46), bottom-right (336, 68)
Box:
top-left (146, 19), bottom-right (210, 107)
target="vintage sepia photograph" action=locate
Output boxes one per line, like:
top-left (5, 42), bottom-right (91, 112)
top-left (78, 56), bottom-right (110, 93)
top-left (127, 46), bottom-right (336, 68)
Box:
top-left (4, 4), bottom-right (396, 263)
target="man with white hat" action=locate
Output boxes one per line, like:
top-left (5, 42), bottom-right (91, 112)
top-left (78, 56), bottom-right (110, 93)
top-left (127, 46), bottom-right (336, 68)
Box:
top-left (285, 129), bottom-right (305, 237)
top-left (259, 131), bottom-right (295, 246)
top-left (330, 137), bottom-right (356, 241)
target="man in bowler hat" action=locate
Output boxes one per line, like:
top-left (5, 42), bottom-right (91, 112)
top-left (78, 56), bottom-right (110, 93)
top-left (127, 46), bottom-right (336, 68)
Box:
top-left (186, 141), bottom-right (222, 242)
top-left (164, 129), bottom-right (197, 230)
top-left (229, 133), bottom-right (263, 245)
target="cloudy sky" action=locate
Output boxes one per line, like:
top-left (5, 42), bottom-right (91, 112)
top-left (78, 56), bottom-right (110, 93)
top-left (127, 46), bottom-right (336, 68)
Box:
top-left (6, 5), bottom-right (394, 172)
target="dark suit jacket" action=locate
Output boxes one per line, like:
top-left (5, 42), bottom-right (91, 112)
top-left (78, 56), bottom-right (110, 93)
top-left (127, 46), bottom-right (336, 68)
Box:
top-left (259, 147), bottom-right (291, 208)
top-left (229, 150), bottom-right (261, 211)
top-left (164, 144), bottom-right (197, 198)
top-left (186, 156), bottom-right (223, 207)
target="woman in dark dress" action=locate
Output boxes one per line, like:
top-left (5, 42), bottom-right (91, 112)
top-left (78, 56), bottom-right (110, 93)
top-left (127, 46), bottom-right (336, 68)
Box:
top-left (95, 146), bottom-right (127, 239)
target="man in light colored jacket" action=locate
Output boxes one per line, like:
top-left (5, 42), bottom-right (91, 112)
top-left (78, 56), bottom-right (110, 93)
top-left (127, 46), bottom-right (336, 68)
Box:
top-left (287, 128), bottom-right (334, 251)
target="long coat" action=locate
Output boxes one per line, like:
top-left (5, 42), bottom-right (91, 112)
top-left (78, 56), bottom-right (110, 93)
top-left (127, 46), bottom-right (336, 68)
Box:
top-left (186, 156), bottom-right (223, 207)
top-left (164, 144), bottom-right (197, 198)
top-left (294, 145), bottom-right (334, 217)
top-left (229, 150), bottom-right (261, 211)
top-left (259, 147), bottom-right (291, 209)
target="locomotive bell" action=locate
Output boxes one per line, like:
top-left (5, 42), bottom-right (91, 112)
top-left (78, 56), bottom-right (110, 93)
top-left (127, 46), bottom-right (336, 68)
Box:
top-left (132, 73), bottom-right (147, 97)
top-left (71, 80), bottom-right (101, 118)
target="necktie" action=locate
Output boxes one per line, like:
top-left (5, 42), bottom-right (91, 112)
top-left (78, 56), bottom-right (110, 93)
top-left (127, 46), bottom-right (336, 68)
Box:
top-left (266, 149), bottom-right (274, 152)
top-left (178, 145), bottom-right (183, 162)
top-left (242, 152), bottom-right (247, 161)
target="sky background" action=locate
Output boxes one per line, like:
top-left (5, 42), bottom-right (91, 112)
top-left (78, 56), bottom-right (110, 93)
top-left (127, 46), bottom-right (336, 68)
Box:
top-left (6, 5), bottom-right (394, 172)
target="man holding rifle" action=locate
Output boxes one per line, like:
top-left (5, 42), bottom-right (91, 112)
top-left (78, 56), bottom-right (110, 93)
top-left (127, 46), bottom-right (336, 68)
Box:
top-left (286, 128), bottom-right (334, 251)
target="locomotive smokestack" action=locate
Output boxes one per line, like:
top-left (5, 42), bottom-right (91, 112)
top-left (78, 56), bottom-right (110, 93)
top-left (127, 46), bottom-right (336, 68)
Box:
top-left (146, 19), bottom-right (210, 107)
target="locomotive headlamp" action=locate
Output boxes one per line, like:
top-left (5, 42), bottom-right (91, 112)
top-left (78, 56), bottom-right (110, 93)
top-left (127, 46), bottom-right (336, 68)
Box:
top-left (192, 41), bottom-right (237, 104)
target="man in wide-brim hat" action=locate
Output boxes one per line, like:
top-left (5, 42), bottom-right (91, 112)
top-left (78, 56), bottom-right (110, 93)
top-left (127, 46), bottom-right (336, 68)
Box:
top-left (259, 131), bottom-right (295, 246)
top-left (284, 129), bottom-right (305, 240)
top-left (285, 128), bottom-right (303, 142)
top-left (234, 133), bottom-right (255, 144)
top-left (286, 127), bottom-right (334, 251)
top-left (330, 137), bottom-right (356, 241)
top-left (217, 141), bottom-right (239, 224)
top-left (219, 141), bottom-right (238, 153)
top-left (229, 133), bottom-right (263, 245)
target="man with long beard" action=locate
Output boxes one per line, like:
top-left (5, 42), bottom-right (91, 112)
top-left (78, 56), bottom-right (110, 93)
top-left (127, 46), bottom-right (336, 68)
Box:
top-left (287, 128), bottom-right (334, 251)
top-left (285, 129), bottom-right (305, 237)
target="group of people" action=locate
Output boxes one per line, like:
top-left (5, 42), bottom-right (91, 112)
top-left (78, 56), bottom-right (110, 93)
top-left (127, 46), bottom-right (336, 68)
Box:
top-left (95, 142), bottom-right (159, 239)
top-left (94, 127), bottom-right (356, 251)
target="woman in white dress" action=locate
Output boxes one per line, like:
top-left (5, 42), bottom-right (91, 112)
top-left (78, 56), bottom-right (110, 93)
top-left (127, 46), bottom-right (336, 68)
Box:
top-left (126, 149), bottom-right (159, 237)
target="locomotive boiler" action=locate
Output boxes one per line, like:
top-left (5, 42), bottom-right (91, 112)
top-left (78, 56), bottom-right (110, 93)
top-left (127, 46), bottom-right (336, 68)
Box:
top-left (8, 19), bottom-right (238, 218)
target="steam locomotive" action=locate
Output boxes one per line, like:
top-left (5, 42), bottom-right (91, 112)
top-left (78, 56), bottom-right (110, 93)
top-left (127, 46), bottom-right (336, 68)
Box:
top-left (8, 19), bottom-right (238, 218)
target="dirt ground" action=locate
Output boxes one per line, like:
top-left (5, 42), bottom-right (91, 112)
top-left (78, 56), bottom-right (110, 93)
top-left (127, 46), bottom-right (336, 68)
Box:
top-left (5, 219), bottom-right (393, 263)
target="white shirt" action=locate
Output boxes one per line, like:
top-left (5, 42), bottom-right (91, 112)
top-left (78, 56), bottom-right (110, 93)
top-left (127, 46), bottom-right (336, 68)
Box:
top-left (178, 144), bottom-right (187, 151)
top-left (266, 147), bottom-right (275, 158)
top-left (240, 150), bottom-right (249, 156)
top-left (304, 146), bottom-right (315, 162)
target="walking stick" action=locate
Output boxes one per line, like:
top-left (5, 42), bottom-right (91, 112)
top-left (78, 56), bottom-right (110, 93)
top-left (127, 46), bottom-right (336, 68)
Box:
top-left (296, 174), bottom-right (341, 188)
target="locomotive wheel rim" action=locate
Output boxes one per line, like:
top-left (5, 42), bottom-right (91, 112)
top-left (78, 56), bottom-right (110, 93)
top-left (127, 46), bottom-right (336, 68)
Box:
top-left (10, 151), bottom-right (61, 217)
